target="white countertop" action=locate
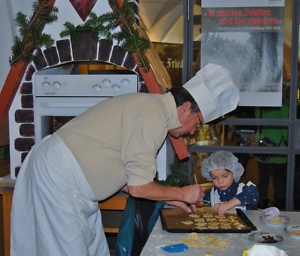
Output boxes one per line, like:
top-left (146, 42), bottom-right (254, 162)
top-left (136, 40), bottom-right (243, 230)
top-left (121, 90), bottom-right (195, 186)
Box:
top-left (141, 210), bottom-right (300, 256)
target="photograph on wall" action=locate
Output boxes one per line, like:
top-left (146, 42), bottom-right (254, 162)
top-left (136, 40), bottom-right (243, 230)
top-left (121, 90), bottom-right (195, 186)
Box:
top-left (201, 0), bottom-right (285, 106)
top-left (153, 42), bottom-right (201, 88)
top-left (153, 43), bottom-right (183, 88)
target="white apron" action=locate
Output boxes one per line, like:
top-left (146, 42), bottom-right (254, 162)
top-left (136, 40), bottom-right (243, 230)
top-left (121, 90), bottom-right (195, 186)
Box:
top-left (10, 133), bottom-right (109, 256)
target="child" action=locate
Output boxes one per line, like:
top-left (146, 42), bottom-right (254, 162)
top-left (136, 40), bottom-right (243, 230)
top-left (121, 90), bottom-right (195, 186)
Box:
top-left (201, 151), bottom-right (259, 215)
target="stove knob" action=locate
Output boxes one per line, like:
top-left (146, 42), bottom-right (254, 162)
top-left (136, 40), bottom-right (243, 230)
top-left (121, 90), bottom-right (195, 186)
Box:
top-left (53, 81), bottom-right (61, 90)
top-left (102, 79), bottom-right (110, 87)
top-left (112, 84), bottom-right (120, 93)
top-left (42, 81), bottom-right (51, 90)
top-left (93, 84), bottom-right (101, 93)
top-left (121, 79), bottom-right (130, 87)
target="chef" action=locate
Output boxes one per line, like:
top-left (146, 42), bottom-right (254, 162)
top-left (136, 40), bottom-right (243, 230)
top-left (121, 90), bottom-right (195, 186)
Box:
top-left (11, 63), bottom-right (240, 256)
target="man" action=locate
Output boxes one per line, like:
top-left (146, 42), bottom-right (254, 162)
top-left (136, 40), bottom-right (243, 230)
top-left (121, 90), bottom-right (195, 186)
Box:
top-left (11, 63), bottom-right (240, 256)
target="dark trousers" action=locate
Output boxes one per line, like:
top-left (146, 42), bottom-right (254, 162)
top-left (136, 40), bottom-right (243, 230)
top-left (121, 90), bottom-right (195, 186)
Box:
top-left (257, 161), bottom-right (287, 209)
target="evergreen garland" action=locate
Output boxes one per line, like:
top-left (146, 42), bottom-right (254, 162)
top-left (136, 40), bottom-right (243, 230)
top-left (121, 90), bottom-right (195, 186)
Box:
top-left (60, 0), bottom-right (150, 72)
top-left (59, 12), bottom-right (113, 42)
top-left (156, 156), bottom-right (189, 187)
top-left (10, 0), bottom-right (150, 72)
top-left (108, 0), bottom-right (150, 72)
top-left (9, 0), bottom-right (58, 65)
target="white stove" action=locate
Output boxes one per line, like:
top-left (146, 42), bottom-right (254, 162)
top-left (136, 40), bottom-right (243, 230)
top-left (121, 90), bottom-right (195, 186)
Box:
top-left (34, 64), bottom-right (138, 97)
top-left (34, 64), bottom-right (138, 143)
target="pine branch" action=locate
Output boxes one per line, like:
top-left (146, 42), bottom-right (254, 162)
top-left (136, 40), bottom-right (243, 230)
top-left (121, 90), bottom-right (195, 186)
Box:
top-left (60, 12), bottom-right (112, 42)
top-left (108, 0), bottom-right (150, 72)
top-left (9, 0), bottom-right (150, 72)
top-left (60, 0), bottom-right (150, 72)
top-left (9, 0), bottom-right (58, 66)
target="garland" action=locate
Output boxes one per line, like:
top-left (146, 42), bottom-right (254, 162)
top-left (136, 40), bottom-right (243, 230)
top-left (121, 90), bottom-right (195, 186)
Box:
top-left (10, 0), bottom-right (150, 72)
top-left (108, 0), bottom-right (150, 72)
top-left (60, 0), bottom-right (150, 72)
top-left (9, 0), bottom-right (58, 65)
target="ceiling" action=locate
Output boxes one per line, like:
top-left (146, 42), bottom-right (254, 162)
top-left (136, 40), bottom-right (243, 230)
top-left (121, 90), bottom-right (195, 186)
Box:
top-left (139, 0), bottom-right (201, 44)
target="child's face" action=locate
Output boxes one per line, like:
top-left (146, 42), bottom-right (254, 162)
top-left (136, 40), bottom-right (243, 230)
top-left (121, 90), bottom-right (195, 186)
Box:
top-left (210, 168), bottom-right (233, 190)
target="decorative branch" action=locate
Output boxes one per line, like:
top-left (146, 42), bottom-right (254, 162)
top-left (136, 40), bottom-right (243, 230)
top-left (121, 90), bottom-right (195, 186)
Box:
top-left (9, 0), bottom-right (58, 66)
top-left (60, 0), bottom-right (150, 72)
top-left (59, 12), bottom-right (113, 42)
top-left (10, 0), bottom-right (150, 72)
top-left (108, 0), bottom-right (150, 72)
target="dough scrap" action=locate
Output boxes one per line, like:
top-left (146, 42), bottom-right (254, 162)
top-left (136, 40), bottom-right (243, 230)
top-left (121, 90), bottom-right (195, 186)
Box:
top-left (178, 232), bottom-right (230, 250)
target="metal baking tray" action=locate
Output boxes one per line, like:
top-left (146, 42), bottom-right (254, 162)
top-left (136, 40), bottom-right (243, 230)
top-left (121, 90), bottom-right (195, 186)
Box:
top-left (160, 207), bottom-right (257, 233)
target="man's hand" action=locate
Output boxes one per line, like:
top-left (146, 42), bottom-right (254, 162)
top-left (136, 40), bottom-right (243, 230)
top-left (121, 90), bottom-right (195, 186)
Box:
top-left (166, 184), bottom-right (205, 212)
top-left (180, 184), bottom-right (205, 204)
top-left (127, 182), bottom-right (205, 212)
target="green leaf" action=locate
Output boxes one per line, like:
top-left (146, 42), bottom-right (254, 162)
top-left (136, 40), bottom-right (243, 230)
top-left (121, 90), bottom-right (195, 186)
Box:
top-left (10, 0), bottom-right (58, 66)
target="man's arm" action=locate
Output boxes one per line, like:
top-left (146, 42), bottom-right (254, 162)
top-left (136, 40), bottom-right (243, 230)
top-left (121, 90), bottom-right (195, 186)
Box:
top-left (126, 181), bottom-right (205, 212)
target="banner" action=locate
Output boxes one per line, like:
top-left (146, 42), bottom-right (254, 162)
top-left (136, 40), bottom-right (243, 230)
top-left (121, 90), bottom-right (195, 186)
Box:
top-left (201, 0), bottom-right (285, 106)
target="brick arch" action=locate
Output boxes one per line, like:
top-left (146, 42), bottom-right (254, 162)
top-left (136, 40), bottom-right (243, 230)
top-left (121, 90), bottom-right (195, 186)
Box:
top-left (34, 34), bottom-right (141, 75)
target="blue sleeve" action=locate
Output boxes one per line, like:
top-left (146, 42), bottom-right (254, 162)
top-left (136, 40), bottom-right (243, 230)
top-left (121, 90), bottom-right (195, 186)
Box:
top-left (235, 184), bottom-right (259, 208)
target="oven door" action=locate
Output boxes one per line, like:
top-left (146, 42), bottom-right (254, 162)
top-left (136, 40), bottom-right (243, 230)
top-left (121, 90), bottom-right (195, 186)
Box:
top-left (34, 97), bottom-right (108, 143)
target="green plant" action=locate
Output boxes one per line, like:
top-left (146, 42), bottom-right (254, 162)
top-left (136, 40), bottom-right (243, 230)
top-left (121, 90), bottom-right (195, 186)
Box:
top-left (108, 0), bottom-right (150, 72)
top-left (9, 0), bottom-right (58, 65)
top-left (59, 12), bottom-right (111, 42)
top-left (156, 155), bottom-right (189, 187)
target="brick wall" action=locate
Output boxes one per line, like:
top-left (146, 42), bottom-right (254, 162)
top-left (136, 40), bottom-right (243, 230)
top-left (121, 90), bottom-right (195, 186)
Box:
top-left (10, 34), bottom-right (143, 178)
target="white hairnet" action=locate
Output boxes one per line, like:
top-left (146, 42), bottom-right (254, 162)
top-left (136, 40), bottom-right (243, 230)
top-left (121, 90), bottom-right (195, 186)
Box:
top-left (201, 151), bottom-right (244, 182)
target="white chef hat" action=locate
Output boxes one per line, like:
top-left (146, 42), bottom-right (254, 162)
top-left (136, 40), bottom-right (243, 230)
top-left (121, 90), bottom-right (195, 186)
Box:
top-left (201, 151), bottom-right (244, 182)
top-left (183, 63), bottom-right (240, 123)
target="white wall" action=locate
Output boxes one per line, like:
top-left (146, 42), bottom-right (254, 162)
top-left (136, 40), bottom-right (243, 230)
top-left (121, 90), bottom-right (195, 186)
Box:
top-left (0, 0), bottom-right (40, 92)
top-left (0, 0), bottom-right (15, 92)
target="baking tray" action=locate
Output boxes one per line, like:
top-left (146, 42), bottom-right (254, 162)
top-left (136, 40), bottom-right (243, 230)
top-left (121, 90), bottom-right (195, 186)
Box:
top-left (160, 207), bottom-right (257, 233)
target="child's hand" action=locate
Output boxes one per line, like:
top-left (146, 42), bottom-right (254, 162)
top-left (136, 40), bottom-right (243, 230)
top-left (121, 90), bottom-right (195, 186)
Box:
top-left (215, 198), bottom-right (241, 216)
top-left (216, 202), bottom-right (234, 216)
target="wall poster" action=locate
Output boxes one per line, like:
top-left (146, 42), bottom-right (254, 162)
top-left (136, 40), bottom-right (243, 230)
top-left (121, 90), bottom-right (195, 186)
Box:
top-left (201, 0), bottom-right (285, 106)
top-left (153, 43), bottom-right (183, 88)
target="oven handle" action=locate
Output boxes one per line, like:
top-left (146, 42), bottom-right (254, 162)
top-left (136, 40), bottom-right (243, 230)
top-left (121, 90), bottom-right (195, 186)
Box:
top-left (40, 102), bottom-right (97, 108)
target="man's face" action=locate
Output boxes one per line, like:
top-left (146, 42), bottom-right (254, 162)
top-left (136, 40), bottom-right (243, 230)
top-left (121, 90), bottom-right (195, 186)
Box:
top-left (168, 102), bottom-right (204, 138)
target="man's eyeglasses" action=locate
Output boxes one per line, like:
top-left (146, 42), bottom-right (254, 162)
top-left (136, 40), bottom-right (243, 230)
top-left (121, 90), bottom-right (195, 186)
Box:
top-left (195, 112), bottom-right (203, 131)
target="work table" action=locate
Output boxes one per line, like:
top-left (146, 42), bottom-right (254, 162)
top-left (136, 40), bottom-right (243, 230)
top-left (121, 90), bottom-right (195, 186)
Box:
top-left (141, 210), bottom-right (300, 256)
